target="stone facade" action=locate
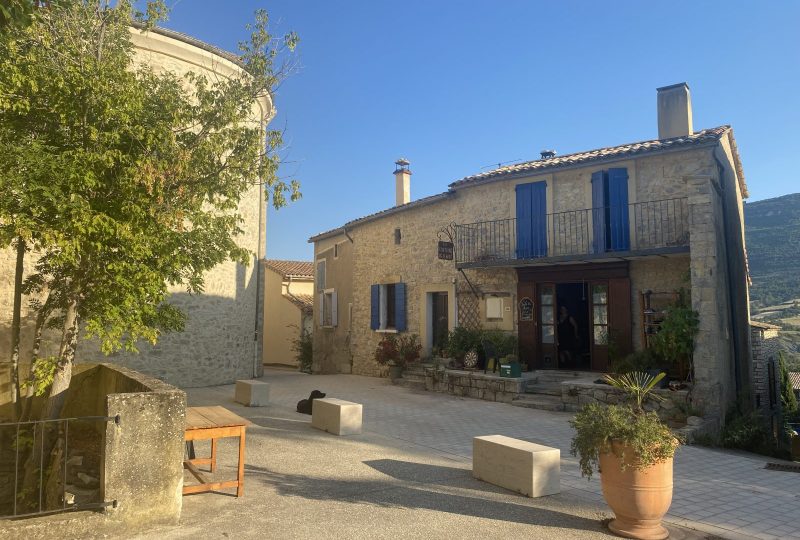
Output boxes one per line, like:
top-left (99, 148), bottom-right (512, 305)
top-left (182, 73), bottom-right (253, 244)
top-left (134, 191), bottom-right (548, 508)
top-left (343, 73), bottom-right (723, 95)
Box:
top-left (310, 90), bottom-right (751, 422)
top-left (0, 27), bottom-right (269, 389)
top-left (424, 369), bottom-right (528, 403)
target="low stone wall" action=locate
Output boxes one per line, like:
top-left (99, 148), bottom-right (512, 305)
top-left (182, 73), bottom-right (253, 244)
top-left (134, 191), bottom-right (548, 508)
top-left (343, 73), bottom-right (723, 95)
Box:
top-left (424, 368), bottom-right (527, 403)
top-left (0, 363), bottom-right (186, 538)
top-left (561, 378), bottom-right (692, 422)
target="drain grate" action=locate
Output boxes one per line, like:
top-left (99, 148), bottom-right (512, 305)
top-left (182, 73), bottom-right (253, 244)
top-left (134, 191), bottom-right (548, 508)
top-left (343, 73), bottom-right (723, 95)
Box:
top-left (764, 462), bottom-right (800, 473)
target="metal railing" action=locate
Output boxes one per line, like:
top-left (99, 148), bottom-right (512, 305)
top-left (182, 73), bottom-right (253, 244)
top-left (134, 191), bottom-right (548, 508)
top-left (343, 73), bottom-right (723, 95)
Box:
top-left (0, 415), bottom-right (119, 519)
top-left (454, 197), bottom-right (689, 266)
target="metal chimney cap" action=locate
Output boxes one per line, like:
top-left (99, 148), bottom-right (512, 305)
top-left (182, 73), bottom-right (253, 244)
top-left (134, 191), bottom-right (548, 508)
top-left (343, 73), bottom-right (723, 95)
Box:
top-left (394, 158), bottom-right (411, 173)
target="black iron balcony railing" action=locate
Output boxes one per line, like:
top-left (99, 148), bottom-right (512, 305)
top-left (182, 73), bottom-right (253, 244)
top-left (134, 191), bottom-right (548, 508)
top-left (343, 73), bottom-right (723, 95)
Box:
top-left (454, 197), bottom-right (689, 267)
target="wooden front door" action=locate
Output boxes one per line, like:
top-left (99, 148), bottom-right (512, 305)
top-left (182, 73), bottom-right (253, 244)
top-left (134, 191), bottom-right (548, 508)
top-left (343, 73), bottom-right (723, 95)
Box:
top-left (431, 292), bottom-right (449, 351)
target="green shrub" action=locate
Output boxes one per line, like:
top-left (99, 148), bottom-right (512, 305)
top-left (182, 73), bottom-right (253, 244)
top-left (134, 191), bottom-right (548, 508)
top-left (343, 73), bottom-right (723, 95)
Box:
top-left (398, 334), bottom-right (422, 365)
top-left (720, 409), bottom-right (773, 453)
top-left (611, 349), bottom-right (657, 374)
top-left (290, 327), bottom-right (313, 374)
top-left (482, 329), bottom-right (518, 358)
top-left (570, 371), bottom-right (680, 478)
top-left (570, 403), bottom-right (680, 479)
top-left (445, 326), bottom-right (482, 360)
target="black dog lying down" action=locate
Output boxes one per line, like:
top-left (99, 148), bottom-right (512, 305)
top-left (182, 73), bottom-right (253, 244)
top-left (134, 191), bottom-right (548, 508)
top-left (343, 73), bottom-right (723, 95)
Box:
top-left (297, 390), bottom-right (326, 415)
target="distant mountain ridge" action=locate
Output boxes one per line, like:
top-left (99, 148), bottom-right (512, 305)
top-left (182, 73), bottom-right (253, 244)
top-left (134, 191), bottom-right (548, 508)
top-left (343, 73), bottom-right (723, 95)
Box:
top-left (744, 193), bottom-right (800, 308)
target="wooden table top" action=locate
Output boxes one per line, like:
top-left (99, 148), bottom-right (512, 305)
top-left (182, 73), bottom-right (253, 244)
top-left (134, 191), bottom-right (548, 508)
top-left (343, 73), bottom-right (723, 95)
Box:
top-left (186, 406), bottom-right (252, 430)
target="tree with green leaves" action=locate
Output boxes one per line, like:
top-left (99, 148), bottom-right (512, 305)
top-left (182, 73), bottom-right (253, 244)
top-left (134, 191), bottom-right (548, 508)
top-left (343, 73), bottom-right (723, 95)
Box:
top-left (0, 0), bottom-right (299, 426)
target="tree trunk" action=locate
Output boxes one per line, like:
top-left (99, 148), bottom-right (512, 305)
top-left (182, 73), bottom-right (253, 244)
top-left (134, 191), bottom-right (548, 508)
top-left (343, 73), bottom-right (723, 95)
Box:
top-left (10, 237), bottom-right (25, 421)
top-left (44, 297), bottom-right (79, 421)
top-left (20, 301), bottom-right (51, 422)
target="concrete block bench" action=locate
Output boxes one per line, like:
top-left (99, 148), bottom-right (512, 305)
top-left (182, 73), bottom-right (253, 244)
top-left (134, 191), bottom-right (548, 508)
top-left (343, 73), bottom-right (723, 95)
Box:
top-left (234, 380), bottom-right (270, 407)
top-left (472, 435), bottom-right (560, 497)
top-left (311, 398), bottom-right (362, 436)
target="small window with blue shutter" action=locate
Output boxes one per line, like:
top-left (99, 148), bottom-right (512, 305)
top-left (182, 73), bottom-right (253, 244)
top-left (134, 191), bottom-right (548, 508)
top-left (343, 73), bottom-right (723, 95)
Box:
top-left (370, 282), bottom-right (407, 331)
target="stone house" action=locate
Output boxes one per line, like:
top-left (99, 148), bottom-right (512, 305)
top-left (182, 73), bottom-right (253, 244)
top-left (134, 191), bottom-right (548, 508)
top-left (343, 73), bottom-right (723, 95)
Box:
top-left (749, 321), bottom-right (782, 414)
top-left (309, 83), bottom-right (752, 420)
top-left (262, 260), bottom-right (314, 367)
top-left (0, 26), bottom-right (269, 391)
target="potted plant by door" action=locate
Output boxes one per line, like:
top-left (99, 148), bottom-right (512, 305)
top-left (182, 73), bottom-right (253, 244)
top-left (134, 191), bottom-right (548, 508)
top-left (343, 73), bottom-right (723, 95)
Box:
top-left (570, 372), bottom-right (681, 540)
top-left (374, 334), bottom-right (404, 381)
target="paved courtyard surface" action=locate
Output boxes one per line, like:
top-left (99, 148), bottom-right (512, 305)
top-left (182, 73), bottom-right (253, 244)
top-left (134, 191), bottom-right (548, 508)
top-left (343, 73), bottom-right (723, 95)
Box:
top-left (137, 369), bottom-right (799, 540)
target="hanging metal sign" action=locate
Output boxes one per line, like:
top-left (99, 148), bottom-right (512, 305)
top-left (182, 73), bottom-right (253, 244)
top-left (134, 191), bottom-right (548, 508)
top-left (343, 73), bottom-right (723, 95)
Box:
top-left (519, 297), bottom-right (534, 321)
top-left (438, 241), bottom-right (454, 260)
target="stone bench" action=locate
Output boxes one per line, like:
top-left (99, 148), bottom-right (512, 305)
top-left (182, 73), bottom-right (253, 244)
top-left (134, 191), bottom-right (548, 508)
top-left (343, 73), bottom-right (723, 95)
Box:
top-left (472, 435), bottom-right (560, 497)
top-left (234, 380), bottom-right (270, 407)
top-left (311, 398), bottom-right (362, 436)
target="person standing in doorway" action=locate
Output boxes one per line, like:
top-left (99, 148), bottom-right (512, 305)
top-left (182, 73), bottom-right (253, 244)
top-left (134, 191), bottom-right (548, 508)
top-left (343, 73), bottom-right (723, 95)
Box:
top-left (557, 305), bottom-right (579, 368)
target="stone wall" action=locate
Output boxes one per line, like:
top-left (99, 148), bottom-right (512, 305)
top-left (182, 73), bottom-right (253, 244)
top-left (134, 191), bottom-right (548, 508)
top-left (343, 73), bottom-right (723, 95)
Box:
top-left (0, 364), bottom-right (185, 536)
top-left (560, 379), bottom-right (692, 420)
top-left (750, 325), bottom-right (782, 414)
top-left (629, 257), bottom-right (691, 351)
top-left (423, 368), bottom-right (527, 403)
top-left (0, 28), bottom-right (268, 388)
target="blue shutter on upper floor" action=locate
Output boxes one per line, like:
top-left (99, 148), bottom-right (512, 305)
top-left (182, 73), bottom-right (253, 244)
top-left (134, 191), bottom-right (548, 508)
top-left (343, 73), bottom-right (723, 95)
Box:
top-left (591, 171), bottom-right (606, 253)
top-left (394, 283), bottom-right (407, 332)
top-left (607, 168), bottom-right (630, 251)
top-left (530, 182), bottom-right (547, 257)
top-left (515, 181), bottom-right (547, 258)
top-left (370, 284), bottom-right (380, 330)
top-left (515, 183), bottom-right (533, 259)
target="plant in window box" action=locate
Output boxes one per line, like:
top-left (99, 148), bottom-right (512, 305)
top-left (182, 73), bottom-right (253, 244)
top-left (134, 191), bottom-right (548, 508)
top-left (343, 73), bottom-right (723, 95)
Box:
top-left (374, 334), bottom-right (404, 381)
top-left (570, 371), bottom-right (681, 540)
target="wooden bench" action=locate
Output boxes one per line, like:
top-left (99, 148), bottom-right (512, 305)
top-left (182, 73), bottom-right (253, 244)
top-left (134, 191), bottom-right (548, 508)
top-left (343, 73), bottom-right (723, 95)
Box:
top-left (184, 406), bottom-right (251, 497)
top-left (311, 398), bottom-right (362, 436)
top-left (472, 435), bottom-right (560, 497)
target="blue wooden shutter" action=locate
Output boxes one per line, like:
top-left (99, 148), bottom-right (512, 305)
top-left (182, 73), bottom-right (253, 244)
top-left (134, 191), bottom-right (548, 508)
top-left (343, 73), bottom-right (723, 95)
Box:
top-left (515, 183), bottom-right (533, 259)
top-left (394, 283), bottom-right (407, 332)
top-left (530, 182), bottom-right (547, 257)
top-left (370, 284), bottom-right (380, 330)
top-left (516, 181), bottom-right (547, 258)
top-left (607, 168), bottom-right (630, 251)
top-left (591, 171), bottom-right (606, 253)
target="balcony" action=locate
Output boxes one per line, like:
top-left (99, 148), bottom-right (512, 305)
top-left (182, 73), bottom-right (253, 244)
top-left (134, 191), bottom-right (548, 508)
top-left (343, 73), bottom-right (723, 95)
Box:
top-left (454, 197), bottom-right (689, 268)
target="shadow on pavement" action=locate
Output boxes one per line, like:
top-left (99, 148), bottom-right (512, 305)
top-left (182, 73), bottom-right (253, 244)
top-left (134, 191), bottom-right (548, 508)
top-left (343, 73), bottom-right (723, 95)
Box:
top-left (244, 463), bottom-right (606, 533)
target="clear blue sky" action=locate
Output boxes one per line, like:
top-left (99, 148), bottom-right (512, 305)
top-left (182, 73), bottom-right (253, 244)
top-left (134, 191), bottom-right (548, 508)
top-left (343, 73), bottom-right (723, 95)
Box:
top-left (159, 0), bottom-right (800, 261)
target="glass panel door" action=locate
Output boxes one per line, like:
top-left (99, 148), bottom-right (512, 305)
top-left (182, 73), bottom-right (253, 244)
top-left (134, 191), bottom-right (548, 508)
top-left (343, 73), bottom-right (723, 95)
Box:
top-left (590, 281), bottom-right (609, 371)
top-left (538, 283), bottom-right (556, 369)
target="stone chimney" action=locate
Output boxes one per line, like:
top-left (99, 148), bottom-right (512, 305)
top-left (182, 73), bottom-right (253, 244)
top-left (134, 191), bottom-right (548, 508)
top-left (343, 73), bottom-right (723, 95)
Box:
top-left (394, 158), bottom-right (411, 206)
top-left (657, 83), bottom-right (693, 139)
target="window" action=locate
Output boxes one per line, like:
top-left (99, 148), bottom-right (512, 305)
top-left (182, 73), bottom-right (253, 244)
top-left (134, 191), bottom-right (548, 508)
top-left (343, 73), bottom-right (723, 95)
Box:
top-left (319, 288), bottom-right (337, 328)
top-left (394, 228), bottom-right (401, 245)
top-left (370, 283), bottom-right (407, 331)
top-left (540, 285), bottom-right (554, 343)
top-left (333, 243), bottom-right (338, 258)
top-left (316, 259), bottom-right (326, 291)
top-left (592, 284), bottom-right (608, 345)
top-left (486, 297), bottom-right (504, 320)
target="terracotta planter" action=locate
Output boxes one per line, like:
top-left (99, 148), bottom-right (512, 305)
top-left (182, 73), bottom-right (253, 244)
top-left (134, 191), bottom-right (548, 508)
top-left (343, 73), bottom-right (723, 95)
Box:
top-left (599, 443), bottom-right (673, 540)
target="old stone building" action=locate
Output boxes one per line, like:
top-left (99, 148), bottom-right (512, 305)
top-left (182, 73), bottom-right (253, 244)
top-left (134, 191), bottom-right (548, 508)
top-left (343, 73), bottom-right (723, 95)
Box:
top-left (0, 26), bottom-right (269, 390)
top-left (309, 83), bottom-right (752, 421)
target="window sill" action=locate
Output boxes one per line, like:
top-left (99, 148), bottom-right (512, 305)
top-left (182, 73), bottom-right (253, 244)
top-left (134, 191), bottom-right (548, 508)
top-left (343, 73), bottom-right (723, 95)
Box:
top-left (375, 328), bottom-right (398, 334)
top-left (321, 325), bottom-right (337, 329)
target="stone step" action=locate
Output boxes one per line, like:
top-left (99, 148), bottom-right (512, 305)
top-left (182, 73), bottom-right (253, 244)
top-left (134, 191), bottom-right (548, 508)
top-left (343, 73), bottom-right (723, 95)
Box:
top-left (510, 394), bottom-right (565, 412)
top-left (397, 378), bottom-right (427, 391)
top-left (523, 384), bottom-right (562, 397)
